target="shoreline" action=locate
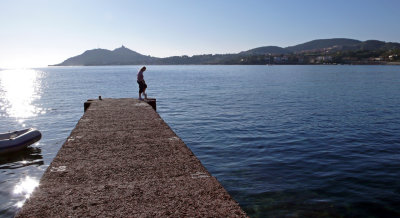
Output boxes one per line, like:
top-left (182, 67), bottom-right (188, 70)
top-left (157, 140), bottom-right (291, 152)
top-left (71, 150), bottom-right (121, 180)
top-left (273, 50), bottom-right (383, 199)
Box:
top-left (48, 62), bottom-right (400, 67)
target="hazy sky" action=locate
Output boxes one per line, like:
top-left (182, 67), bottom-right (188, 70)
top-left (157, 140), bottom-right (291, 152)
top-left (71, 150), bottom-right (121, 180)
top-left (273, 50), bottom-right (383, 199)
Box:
top-left (1, 0), bottom-right (399, 67)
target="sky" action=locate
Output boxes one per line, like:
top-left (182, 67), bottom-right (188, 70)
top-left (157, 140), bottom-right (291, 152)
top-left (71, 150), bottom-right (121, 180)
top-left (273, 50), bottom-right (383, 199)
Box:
top-left (0, 0), bottom-right (399, 67)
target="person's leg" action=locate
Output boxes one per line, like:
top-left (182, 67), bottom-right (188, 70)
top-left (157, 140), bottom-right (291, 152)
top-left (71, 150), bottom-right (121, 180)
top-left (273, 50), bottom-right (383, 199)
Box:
top-left (143, 88), bottom-right (147, 99)
top-left (143, 82), bottom-right (148, 99)
top-left (138, 81), bottom-right (144, 100)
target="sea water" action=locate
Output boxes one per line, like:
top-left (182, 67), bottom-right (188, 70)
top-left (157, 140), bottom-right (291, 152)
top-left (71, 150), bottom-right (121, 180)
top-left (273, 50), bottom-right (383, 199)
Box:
top-left (0, 65), bottom-right (399, 217)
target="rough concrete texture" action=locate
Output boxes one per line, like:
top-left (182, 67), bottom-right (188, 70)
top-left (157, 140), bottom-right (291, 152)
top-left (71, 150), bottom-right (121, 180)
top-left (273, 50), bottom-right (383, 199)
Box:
top-left (16, 98), bottom-right (247, 217)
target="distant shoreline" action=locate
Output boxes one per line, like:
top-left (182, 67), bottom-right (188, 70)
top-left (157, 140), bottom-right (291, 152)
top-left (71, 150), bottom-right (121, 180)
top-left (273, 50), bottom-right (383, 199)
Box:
top-left (48, 62), bottom-right (400, 67)
top-left (51, 39), bottom-right (400, 67)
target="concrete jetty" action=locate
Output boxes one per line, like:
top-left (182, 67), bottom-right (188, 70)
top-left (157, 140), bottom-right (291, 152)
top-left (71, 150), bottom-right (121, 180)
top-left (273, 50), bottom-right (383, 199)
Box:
top-left (16, 98), bottom-right (246, 217)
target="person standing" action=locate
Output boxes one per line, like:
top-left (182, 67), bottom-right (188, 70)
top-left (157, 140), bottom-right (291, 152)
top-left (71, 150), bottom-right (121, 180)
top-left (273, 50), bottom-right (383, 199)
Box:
top-left (137, 66), bottom-right (147, 100)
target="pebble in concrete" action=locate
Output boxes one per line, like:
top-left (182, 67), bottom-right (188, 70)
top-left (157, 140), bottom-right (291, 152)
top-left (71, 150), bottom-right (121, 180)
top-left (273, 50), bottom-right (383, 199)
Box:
top-left (16, 98), bottom-right (247, 217)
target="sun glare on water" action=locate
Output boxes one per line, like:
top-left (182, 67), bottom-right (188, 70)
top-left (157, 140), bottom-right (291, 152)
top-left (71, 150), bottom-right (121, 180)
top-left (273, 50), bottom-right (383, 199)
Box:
top-left (0, 69), bottom-right (44, 122)
top-left (13, 176), bottom-right (39, 208)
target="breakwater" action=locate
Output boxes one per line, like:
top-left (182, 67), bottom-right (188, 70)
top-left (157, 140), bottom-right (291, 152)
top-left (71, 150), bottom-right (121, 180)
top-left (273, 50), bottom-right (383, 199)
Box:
top-left (16, 98), bottom-right (246, 217)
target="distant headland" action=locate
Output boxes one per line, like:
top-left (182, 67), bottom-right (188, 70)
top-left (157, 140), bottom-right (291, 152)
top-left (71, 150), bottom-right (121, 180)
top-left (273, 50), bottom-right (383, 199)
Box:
top-left (51, 38), bottom-right (400, 66)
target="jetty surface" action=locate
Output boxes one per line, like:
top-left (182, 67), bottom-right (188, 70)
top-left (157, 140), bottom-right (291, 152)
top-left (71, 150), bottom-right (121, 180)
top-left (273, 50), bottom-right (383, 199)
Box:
top-left (16, 98), bottom-right (246, 217)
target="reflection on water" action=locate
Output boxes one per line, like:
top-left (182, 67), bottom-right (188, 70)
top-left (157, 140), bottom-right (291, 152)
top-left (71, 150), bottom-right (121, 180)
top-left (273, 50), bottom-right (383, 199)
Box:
top-left (0, 146), bottom-right (43, 214)
top-left (0, 146), bottom-right (44, 169)
top-left (13, 176), bottom-right (39, 208)
top-left (0, 69), bottom-right (44, 123)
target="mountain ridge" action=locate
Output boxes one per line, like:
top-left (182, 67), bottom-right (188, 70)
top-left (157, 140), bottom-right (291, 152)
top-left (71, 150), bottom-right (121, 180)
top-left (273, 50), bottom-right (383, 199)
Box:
top-left (52, 38), bottom-right (400, 66)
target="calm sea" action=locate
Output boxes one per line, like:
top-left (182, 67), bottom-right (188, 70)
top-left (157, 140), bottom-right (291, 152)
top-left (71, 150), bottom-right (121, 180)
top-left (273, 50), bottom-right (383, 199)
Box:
top-left (0, 65), bottom-right (399, 217)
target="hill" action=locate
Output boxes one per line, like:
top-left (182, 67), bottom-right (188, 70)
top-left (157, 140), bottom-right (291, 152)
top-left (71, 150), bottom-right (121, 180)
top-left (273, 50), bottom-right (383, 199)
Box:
top-left (53, 46), bottom-right (158, 66)
top-left (240, 46), bottom-right (290, 55)
top-left (286, 38), bottom-right (362, 52)
top-left (350, 40), bottom-right (400, 51)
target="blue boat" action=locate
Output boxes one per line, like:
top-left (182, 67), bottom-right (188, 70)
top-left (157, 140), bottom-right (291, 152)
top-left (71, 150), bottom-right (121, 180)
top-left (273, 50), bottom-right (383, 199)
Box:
top-left (0, 128), bottom-right (42, 154)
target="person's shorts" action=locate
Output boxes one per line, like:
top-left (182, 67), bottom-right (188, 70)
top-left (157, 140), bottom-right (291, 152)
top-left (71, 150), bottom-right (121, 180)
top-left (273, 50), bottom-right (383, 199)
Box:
top-left (137, 80), bottom-right (147, 93)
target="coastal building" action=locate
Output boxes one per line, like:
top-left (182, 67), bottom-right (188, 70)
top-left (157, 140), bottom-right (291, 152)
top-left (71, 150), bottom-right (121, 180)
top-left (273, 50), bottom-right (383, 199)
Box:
top-left (273, 56), bottom-right (288, 64)
top-left (389, 54), bottom-right (398, 60)
top-left (316, 56), bottom-right (333, 62)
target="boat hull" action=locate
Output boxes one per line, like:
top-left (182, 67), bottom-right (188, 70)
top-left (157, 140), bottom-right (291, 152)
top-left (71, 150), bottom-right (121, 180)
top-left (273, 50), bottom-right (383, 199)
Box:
top-left (0, 128), bottom-right (42, 154)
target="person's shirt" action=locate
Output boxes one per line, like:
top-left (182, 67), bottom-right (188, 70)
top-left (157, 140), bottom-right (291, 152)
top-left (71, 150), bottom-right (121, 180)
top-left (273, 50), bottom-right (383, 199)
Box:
top-left (137, 70), bottom-right (144, 81)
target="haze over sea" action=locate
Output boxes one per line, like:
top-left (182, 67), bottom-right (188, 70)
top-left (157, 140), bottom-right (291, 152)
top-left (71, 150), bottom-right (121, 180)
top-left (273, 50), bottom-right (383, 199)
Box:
top-left (0, 65), bottom-right (400, 217)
